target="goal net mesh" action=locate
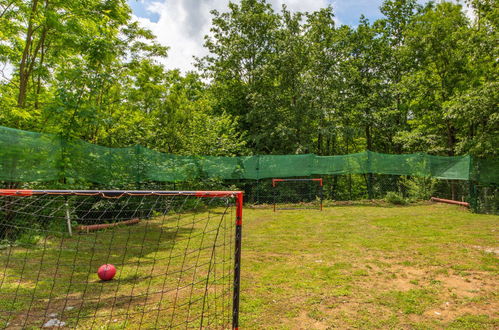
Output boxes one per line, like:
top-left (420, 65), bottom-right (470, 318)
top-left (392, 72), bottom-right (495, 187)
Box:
top-left (0, 190), bottom-right (241, 329)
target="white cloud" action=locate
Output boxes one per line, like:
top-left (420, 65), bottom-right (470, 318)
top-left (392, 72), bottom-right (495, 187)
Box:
top-left (133, 0), bottom-right (329, 73)
top-left (461, 1), bottom-right (476, 21)
top-left (269, 0), bottom-right (329, 13)
top-left (0, 63), bottom-right (14, 81)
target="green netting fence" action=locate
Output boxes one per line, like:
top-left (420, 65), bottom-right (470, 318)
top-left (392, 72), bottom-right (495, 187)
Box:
top-left (0, 125), bottom-right (498, 185)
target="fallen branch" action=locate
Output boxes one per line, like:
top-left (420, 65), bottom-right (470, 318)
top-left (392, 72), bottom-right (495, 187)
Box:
top-left (76, 218), bottom-right (141, 233)
top-left (430, 197), bottom-right (470, 208)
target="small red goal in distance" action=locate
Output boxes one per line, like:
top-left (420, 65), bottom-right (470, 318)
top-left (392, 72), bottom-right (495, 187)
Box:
top-left (272, 178), bottom-right (324, 211)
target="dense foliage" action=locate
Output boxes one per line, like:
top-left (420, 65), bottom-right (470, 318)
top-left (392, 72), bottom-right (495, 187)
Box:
top-left (1, 0), bottom-right (497, 158)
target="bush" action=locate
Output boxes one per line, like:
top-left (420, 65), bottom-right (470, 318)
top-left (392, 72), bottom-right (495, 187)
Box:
top-left (401, 176), bottom-right (436, 201)
top-left (384, 192), bottom-right (407, 205)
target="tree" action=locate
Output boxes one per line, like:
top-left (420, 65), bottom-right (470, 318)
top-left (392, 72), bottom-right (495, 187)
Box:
top-left (200, 0), bottom-right (280, 152)
top-left (375, 0), bottom-right (422, 153)
top-left (396, 2), bottom-right (474, 155)
top-left (447, 0), bottom-right (499, 157)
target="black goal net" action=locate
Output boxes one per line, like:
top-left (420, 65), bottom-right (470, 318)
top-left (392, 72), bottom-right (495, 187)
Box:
top-left (0, 190), bottom-right (242, 329)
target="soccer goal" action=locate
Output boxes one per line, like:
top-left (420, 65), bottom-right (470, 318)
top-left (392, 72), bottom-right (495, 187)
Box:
top-left (0, 189), bottom-right (242, 329)
top-left (272, 178), bottom-right (323, 211)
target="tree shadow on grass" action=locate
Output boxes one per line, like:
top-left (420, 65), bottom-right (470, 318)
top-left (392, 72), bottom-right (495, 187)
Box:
top-left (0, 215), bottom-right (232, 328)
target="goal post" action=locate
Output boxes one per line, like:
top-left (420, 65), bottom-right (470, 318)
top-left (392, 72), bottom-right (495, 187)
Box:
top-left (0, 189), bottom-right (242, 329)
top-left (272, 178), bottom-right (323, 211)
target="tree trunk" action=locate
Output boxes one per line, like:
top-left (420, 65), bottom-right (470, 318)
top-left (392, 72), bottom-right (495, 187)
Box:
top-left (446, 122), bottom-right (457, 200)
top-left (17, 0), bottom-right (40, 108)
top-left (317, 123), bottom-right (323, 155)
top-left (35, 28), bottom-right (49, 110)
top-left (366, 125), bottom-right (374, 199)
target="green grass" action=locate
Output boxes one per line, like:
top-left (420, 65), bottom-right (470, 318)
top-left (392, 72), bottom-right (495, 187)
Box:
top-left (378, 288), bottom-right (437, 315)
top-left (448, 314), bottom-right (498, 329)
top-left (240, 202), bottom-right (498, 328)
top-left (0, 208), bottom-right (235, 328)
top-left (1, 202), bottom-right (498, 328)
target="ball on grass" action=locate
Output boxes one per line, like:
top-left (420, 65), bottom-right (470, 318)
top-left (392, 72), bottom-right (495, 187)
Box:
top-left (97, 264), bottom-right (116, 281)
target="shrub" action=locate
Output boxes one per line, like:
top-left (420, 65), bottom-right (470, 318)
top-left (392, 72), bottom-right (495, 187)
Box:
top-left (384, 192), bottom-right (407, 205)
top-left (401, 176), bottom-right (437, 201)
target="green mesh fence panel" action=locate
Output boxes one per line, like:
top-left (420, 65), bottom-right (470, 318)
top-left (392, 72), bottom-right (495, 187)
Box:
top-left (64, 139), bottom-right (139, 185)
top-left (0, 126), bottom-right (61, 182)
top-left (427, 154), bottom-right (471, 180)
top-left (257, 154), bottom-right (314, 178)
top-left (239, 156), bottom-right (260, 179)
top-left (312, 152), bottom-right (369, 175)
top-left (0, 126), bottom-right (497, 184)
top-left (142, 148), bottom-right (201, 182)
top-left (313, 154), bottom-right (351, 174)
top-left (199, 156), bottom-right (245, 180)
top-left (369, 152), bottom-right (429, 176)
top-left (474, 159), bottom-right (499, 184)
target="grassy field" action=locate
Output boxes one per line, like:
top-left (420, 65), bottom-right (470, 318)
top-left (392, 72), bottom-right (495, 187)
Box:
top-left (1, 201), bottom-right (497, 329)
top-left (240, 202), bottom-right (498, 329)
top-left (0, 204), bottom-right (235, 329)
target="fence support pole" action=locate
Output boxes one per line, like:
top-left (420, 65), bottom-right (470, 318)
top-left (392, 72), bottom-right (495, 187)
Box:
top-left (65, 198), bottom-right (72, 237)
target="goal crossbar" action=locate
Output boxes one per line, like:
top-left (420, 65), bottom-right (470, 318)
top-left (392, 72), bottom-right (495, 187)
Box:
top-left (0, 189), bottom-right (241, 198)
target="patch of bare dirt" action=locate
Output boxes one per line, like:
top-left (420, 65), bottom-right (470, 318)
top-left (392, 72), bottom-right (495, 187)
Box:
top-left (288, 310), bottom-right (331, 329)
top-left (437, 272), bottom-right (496, 298)
top-left (423, 303), bottom-right (499, 323)
top-left (359, 262), bottom-right (428, 291)
top-left (471, 245), bottom-right (499, 255)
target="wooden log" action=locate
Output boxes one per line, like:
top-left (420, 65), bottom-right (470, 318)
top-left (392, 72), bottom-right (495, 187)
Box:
top-left (76, 218), bottom-right (141, 233)
top-left (430, 197), bottom-right (470, 208)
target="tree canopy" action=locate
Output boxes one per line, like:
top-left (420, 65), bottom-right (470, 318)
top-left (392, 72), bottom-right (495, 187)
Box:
top-left (1, 0), bottom-right (497, 158)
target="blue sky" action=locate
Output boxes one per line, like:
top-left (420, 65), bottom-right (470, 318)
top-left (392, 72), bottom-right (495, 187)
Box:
top-left (127, 0), bottom-right (466, 72)
top-left (129, 0), bottom-right (161, 23)
top-left (128, 0), bottom-right (388, 26)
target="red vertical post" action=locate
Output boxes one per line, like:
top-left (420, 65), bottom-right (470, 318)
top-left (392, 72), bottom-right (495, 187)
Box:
top-left (319, 179), bottom-right (323, 211)
top-left (232, 192), bottom-right (243, 329)
top-left (272, 179), bottom-right (277, 212)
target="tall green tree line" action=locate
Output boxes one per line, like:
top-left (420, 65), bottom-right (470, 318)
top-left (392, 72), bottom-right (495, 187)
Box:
top-left (1, 0), bottom-right (497, 158)
top-left (202, 0), bottom-right (497, 158)
top-left (0, 0), bottom-right (246, 156)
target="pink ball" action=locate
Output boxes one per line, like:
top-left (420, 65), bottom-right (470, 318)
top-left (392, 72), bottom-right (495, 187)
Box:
top-left (97, 264), bottom-right (116, 281)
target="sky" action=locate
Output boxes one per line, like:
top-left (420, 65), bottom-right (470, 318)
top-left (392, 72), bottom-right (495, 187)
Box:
top-left (127, 0), bottom-right (398, 72)
top-left (129, 0), bottom-right (469, 73)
